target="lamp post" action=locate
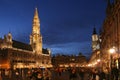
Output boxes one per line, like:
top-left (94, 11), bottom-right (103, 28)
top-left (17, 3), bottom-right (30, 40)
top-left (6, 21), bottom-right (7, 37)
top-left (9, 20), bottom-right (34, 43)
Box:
top-left (109, 47), bottom-right (115, 80)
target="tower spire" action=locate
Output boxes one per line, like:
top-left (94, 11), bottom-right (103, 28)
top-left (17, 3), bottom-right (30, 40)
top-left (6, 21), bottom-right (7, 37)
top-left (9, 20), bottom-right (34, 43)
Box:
top-left (33, 8), bottom-right (39, 21)
top-left (32, 7), bottom-right (40, 34)
top-left (30, 8), bottom-right (42, 54)
top-left (92, 26), bottom-right (99, 51)
top-left (93, 27), bottom-right (97, 35)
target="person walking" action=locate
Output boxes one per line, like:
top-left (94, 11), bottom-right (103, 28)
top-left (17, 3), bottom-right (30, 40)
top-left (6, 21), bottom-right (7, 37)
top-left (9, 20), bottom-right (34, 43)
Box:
top-left (0, 75), bottom-right (2, 80)
top-left (104, 67), bottom-right (109, 80)
top-left (99, 69), bottom-right (106, 80)
top-left (91, 69), bottom-right (97, 80)
top-left (79, 69), bottom-right (84, 80)
top-left (43, 68), bottom-right (52, 80)
top-left (111, 66), bottom-right (119, 80)
top-left (69, 68), bottom-right (78, 80)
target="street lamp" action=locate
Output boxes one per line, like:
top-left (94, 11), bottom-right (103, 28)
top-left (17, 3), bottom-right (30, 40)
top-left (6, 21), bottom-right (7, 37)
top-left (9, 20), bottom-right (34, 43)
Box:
top-left (109, 48), bottom-right (115, 54)
top-left (109, 47), bottom-right (115, 80)
top-left (109, 47), bottom-right (115, 69)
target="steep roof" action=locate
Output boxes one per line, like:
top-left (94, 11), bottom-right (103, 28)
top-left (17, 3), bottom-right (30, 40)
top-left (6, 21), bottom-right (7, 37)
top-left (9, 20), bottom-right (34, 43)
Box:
top-left (42, 48), bottom-right (49, 54)
top-left (12, 40), bottom-right (33, 51)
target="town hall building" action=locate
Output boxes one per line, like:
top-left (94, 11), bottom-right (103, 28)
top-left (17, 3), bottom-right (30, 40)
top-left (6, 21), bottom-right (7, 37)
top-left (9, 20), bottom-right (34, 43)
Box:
top-left (0, 8), bottom-right (52, 70)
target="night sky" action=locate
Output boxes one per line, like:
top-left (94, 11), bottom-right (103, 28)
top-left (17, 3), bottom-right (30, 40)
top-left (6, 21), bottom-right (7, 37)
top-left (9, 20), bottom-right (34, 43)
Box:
top-left (0, 0), bottom-right (107, 57)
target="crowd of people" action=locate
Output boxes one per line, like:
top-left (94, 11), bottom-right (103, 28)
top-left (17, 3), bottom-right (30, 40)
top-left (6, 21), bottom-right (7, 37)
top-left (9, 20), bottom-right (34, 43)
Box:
top-left (68, 66), bottom-right (119, 80)
top-left (28, 68), bottom-right (52, 80)
top-left (0, 66), bottom-right (119, 80)
top-left (28, 66), bottom-right (119, 80)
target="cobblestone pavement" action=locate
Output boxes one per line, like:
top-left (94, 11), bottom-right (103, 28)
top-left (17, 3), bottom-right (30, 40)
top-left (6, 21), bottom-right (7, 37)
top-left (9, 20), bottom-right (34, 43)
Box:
top-left (51, 71), bottom-right (89, 80)
top-left (0, 70), bottom-right (90, 80)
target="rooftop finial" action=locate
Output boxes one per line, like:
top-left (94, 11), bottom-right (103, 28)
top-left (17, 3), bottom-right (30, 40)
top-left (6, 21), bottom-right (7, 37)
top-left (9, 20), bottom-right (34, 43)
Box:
top-left (34, 7), bottom-right (38, 17)
top-left (33, 7), bottom-right (40, 23)
top-left (93, 26), bottom-right (97, 35)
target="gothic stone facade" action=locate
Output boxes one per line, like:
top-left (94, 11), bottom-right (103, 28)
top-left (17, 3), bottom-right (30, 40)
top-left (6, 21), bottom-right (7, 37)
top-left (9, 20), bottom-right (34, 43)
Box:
top-left (101, 0), bottom-right (120, 69)
top-left (0, 8), bottom-right (52, 69)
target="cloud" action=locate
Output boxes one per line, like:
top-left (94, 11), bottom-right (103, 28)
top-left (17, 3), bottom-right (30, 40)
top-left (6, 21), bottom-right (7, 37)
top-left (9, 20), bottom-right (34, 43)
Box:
top-left (0, 0), bottom-right (106, 58)
top-left (43, 41), bottom-right (92, 57)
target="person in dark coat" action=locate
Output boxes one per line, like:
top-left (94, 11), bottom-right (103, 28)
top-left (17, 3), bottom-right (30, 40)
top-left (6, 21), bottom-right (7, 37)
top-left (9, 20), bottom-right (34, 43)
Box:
top-left (111, 66), bottom-right (119, 80)
top-left (69, 69), bottom-right (77, 80)
top-left (91, 69), bottom-right (97, 80)
top-left (79, 69), bottom-right (84, 80)
top-left (99, 70), bottom-right (106, 80)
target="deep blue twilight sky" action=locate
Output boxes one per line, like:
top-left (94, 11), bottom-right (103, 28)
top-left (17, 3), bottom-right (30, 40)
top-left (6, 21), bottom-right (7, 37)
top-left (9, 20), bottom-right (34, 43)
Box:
top-left (0, 0), bottom-right (107, 57)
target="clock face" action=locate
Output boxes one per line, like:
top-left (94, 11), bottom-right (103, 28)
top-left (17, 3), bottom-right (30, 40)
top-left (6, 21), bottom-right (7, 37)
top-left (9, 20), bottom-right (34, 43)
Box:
top-left (92, 35), bottom-right (98, 41)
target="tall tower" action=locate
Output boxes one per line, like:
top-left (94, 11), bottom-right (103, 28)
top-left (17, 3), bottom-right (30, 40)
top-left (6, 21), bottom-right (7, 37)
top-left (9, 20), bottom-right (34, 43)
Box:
top-left (92, 27), bottom-right (99, 51)
top-left (30, 8), bottom-right (42, 54)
